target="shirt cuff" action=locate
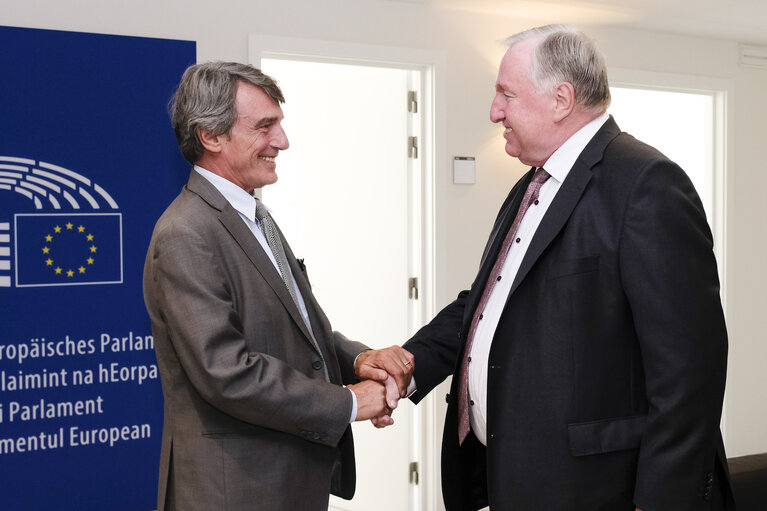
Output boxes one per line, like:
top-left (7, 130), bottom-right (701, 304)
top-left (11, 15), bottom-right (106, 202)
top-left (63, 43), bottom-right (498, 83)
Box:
top-left (405, 376), bottom-right (417, 398)
top-left (348, 387), bottom-right (358, 423)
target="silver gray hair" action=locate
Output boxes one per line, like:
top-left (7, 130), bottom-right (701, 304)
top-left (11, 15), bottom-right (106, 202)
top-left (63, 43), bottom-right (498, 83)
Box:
top-left (170, 61), bottom-right (285, 164)
top-left (506, 24), bottom-right (611, 113)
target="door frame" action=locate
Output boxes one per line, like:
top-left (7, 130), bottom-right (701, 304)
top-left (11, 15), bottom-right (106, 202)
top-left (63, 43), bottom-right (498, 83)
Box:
top-left (249, 34), bottom-right (445, 511)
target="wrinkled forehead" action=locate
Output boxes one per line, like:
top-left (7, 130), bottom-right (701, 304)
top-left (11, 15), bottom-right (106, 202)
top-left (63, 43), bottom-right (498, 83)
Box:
top-left (234, 82), bottom-right (284, 119)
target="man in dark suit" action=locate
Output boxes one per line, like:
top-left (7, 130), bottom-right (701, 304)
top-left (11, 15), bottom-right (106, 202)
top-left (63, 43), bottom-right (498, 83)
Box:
top-left (143, 62), bottom-right (413, 511)
top-left (403, 25), bottom-right (733, 510)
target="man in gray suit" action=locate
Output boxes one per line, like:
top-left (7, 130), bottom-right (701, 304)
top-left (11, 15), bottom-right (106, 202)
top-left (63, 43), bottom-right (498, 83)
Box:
top-left (143, 62), bottom-right (414, 511)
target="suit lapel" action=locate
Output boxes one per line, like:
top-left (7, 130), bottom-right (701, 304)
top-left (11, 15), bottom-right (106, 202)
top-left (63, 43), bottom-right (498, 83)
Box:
top-left (463, 168), bottom-right (534, 323)
top-left (221, 207), bottom-right (318, 338)
top-left (509, 117), bottom-right (622, 295)
top-left (509, 162), bottom-right (592, 295)
top-left (186, 172), bottom-right (320, 351)
top-left (281, 235), bottom-right (344, 383)
top-left (479, 169), bottom-right (534, 270)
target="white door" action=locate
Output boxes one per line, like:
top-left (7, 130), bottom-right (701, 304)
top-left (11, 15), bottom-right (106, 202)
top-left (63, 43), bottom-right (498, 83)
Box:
top-left (260, 58), bottom-right (424, 511)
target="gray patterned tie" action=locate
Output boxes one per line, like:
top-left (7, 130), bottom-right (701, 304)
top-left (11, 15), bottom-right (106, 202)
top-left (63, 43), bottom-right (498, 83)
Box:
top-left (255, 199), bottom-right (301, 308)
top-left (254, 198), bottom-right (329, 381)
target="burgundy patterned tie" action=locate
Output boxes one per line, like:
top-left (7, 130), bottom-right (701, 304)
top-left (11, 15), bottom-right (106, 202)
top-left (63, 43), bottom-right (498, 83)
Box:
top-left (457, 167), bottom-right (551, 444)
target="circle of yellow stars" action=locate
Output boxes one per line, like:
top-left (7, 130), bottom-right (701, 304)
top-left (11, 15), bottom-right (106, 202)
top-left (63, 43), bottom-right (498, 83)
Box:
top-left (41, 221), bottom-right (97, 278)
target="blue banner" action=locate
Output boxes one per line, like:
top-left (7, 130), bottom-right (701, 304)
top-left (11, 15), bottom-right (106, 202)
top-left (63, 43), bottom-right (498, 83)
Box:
top-left (0, 26), bottom-right (195, 510)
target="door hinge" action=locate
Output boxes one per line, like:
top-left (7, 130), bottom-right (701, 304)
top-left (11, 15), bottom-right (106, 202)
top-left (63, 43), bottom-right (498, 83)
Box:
top-left (408, 90), bottom-right (418, 113)
top-left (408, 136), bottom-right (418, 159)
top-left (408, 277), bottom-right (419, 300)
top-left (409, 461), bottom-right (419, 485)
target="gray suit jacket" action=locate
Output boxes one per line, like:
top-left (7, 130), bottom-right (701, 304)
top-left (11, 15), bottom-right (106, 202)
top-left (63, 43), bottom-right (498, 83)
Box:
top-left (143, 170), bottom-right (368, 511)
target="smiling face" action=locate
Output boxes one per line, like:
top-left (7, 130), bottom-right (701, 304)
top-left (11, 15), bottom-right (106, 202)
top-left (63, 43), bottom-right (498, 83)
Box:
top-left (208, 81), bottom-right (289, 193)
top-left (489, 39), bottom-right (559, 167)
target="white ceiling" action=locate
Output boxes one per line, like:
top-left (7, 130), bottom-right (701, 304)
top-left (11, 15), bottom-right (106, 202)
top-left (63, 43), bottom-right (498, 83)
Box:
top-left (389, 0), bottom-right (767, 46)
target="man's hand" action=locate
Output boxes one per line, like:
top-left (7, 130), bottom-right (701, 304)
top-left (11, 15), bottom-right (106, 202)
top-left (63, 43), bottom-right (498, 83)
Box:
top-left (355, 346), bottom-right (414, 404)
top-left (347, 380), bottom-right (389, 422)
top-left (371, 414), bottom-right (394, 428)
top-left (369, 375), bottom-right (399, 428)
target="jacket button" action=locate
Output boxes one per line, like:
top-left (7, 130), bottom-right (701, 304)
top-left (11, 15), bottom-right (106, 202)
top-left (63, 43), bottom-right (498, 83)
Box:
top-left (445, 393), bottom-right (450, 403)
top-left (312, 360), bottom-right (322, 370)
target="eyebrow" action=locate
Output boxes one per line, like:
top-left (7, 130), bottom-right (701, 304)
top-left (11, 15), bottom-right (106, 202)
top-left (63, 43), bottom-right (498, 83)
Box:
top-left (253, 117), bottom-right (279, 129)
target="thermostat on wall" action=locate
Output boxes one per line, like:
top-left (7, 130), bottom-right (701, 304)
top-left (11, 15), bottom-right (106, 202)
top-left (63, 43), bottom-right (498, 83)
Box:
top-left (453, 156), bottom-right (476, 184)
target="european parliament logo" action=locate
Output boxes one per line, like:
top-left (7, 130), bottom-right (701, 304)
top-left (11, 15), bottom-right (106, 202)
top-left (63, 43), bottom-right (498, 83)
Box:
top-left (0, 156), bottom-right (123, 287)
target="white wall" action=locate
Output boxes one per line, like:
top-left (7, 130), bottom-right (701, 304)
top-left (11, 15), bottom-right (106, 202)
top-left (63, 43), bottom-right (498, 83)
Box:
top-left (4, 0), bottom-right (764, 458)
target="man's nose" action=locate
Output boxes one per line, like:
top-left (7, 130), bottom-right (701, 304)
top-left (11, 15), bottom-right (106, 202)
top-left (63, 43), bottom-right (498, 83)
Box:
top-left (489, 95), bottom-right (504, 123)
top-left (273, 125), bottom-right (289, 150)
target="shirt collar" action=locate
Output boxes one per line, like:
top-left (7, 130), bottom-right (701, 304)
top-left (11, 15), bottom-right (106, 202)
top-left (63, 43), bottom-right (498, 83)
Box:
top-left (194, 165), bottom-right (258, 220)
top-left (542, 111), bottom-right (610, 183)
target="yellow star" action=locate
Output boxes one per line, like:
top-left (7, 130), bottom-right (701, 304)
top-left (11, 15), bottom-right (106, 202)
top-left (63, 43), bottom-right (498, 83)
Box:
top-left (78, 225), bottom-right (85, 233)
top-left (86, 234), bottom-right (94, 241)
top-left (42, 246), bottom-right (50, 254)
top-left (55, 267), bottom-right (62, 274)
top-left (45, 258), bottom-right (54, 266)
top-left (78, 266), bottom-right (86, 274)
top-left (65, 222), bottom-right (74, 230)
top-left (45, 234), bottom-right (53, 242)
top-left (54, 226), bottom-right (61, 233)
top-left (87, 257), bottom-right (95, 265)
top-left (66, 269), bottom-right (74, 277)
top-left (90, 245), bottom-right (98, 253)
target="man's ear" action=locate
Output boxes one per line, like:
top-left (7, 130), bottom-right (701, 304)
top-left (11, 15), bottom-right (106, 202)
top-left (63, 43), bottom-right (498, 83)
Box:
top-left (552, 81), bottom-right (576, 122)
top-left (197, 127), bottom-right (224, 153)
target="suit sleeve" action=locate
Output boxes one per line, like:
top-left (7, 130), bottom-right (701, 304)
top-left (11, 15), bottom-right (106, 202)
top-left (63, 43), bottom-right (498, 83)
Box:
top-left (619, 160), bottom-right (728, 510)
top-left (331, 330), bottom-right (369, 385)
top-left (404, 290), bottom-right (469, 403)
top-left (146, 221), bottom-right (352, 447)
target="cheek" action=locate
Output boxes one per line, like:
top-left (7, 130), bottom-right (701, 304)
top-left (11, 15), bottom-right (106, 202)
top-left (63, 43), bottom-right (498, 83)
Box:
top-left (507, 106), bottom-right (529, 127)
top-left (247, 133), bottom-right (267, 151)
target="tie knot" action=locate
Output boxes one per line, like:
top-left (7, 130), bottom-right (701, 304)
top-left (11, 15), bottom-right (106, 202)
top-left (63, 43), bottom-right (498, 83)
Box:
top-left (533, 167), bottom-right (550, 185)
top-left (254, 199), bottom-right (269, 222)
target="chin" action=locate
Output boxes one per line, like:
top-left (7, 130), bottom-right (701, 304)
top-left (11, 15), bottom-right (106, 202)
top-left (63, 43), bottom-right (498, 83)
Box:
top-left (504, 145), bottom-right (520, 158)
top-left (260, 172), bottom-right (279, 187)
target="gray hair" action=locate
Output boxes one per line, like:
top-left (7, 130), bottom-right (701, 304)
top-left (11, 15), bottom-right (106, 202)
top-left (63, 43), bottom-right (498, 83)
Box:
top-left (506, 24), bottom-right (611, 113)
top-left (170, 61), bottom-right (285, 164)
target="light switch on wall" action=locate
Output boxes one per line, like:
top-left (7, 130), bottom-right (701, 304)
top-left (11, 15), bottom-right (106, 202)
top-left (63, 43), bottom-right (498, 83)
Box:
top-left (453, 156), bottom-right (475, 184)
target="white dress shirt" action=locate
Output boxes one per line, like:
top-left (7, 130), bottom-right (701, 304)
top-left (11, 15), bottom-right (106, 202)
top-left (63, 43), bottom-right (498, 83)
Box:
top-left (467, 113), bottom-right (610, 445)
top-left (194, 166), bottom-right (359, 422)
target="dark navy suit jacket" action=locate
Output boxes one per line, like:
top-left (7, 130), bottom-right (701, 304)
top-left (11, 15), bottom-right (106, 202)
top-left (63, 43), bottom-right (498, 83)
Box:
top-left (405, 116), bottom-right (733, 511)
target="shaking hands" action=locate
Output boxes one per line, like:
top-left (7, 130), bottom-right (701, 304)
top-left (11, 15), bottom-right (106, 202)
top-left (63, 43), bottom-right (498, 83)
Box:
top-left (348, 346), bottom-right (415, 428)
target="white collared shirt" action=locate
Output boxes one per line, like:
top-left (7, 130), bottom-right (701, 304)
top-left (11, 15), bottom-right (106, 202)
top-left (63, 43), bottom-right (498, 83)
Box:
top-left (467, 113), bottom-right (610, 445)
